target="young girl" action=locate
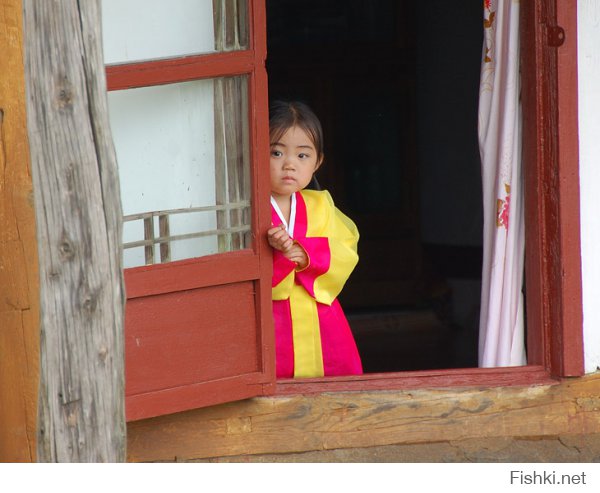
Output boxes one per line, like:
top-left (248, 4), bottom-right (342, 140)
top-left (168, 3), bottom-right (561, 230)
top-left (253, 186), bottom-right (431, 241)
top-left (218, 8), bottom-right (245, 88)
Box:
top-left (268, 100), bottom-right (363, 378)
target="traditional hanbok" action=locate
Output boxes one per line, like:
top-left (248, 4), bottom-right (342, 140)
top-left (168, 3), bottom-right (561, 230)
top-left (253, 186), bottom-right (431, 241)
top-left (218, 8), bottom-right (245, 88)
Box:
top-left (271, 189), bottom-right (363, 378)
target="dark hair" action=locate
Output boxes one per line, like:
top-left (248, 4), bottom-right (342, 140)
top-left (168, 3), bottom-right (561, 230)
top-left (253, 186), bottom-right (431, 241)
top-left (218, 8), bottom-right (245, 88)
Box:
top-left (269, 100), bottom-right (324, 166)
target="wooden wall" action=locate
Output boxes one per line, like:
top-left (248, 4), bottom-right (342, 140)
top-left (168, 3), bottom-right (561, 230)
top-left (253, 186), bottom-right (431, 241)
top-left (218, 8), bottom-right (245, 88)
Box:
top-left (127, 373), bottom-right (600, 462)
top-left (0, 0), bottom-right (39, 462)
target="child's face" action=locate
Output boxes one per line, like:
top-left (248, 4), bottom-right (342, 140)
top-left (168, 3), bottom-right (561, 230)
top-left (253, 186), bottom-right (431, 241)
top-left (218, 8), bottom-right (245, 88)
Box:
top-left (270, 126), bottom-right (321, 199)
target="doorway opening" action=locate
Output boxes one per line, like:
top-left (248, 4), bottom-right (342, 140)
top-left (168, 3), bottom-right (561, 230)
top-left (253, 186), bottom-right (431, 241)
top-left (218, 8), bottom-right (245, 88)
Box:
top-left (266, 0), bottom-right (484, 372)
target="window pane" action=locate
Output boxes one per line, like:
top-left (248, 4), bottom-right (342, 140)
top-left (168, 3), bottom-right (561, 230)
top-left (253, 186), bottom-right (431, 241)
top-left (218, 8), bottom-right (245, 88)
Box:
top-left (102, 0), bottom-right (248, 64)
top-left (108, 76), bottom-right (251, 268)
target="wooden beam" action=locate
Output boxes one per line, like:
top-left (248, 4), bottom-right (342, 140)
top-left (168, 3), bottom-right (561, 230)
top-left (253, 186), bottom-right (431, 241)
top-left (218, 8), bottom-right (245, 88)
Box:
top-left (23, 0), bottom-right (126, 462)
top-left (554, 0), bottom-right (584, 376)
top-left (127, 373), bottom-right (600, 462)
top-left (522, 0), bottom-right (584, 376)
top-left (0, 0), bottom-right (40, 462)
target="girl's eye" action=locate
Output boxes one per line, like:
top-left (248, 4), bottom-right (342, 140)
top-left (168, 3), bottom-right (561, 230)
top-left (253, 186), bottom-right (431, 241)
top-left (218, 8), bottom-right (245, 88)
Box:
top-left (271, 150), bottom-right (282, 158)
top-left (298, 153), bottom-right (310, 159)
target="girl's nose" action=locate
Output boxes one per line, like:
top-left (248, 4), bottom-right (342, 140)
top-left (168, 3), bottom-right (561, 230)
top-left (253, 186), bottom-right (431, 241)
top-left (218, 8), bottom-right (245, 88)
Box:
top-left (283, 158), bottom-right (296, 170)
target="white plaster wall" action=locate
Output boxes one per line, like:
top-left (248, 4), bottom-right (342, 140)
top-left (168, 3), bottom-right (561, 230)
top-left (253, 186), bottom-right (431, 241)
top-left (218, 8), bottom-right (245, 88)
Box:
top-left (102, 0), bottom-right (215, 64)
top-left (101, 0), bottom-right (221, 268)
top-left (107, 80), bottom-right (218, 268)
top-left (578, 0), bottom-right (600, 373)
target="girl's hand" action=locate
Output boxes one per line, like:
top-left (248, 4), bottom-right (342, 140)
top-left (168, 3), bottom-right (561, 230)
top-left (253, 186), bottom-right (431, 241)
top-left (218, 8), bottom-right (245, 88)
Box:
top-left (267, 224), bottom-right (294, 252)
top-left (267, 225), bottom-right (308, 269)
top-left (283, 243), bottom-right (309, 271)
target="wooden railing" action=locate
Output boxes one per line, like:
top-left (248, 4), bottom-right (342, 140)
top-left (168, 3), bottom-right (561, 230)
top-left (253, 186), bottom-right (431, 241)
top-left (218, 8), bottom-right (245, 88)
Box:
top-left (123, 200), bottom-right (251, 265)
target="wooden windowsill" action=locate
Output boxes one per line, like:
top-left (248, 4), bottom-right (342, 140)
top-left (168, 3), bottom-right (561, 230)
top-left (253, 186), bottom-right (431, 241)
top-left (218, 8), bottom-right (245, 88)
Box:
top-left (275, 365), bottom-right (558, 395)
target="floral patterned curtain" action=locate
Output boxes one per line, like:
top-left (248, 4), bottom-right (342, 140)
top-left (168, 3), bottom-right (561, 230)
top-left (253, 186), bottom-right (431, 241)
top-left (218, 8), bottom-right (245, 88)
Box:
top-left (477, 0), bottom-right (526, 367)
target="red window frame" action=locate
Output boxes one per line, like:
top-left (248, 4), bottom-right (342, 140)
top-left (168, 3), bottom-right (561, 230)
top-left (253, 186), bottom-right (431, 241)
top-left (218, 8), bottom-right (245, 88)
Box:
top-left (274, 0), bottom-right (584, 395)
top-left (109, 0), bottom-right (583, 421)
top-left (277, 0), bottom-right (584, 394)
top-left (106, 1), bottom-right (274, 421)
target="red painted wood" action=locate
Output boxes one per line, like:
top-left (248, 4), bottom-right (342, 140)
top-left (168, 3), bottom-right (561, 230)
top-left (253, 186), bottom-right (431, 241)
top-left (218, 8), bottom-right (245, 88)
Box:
top-left (276, 365), bottom-right (558, 395)
top-left (554, 0), bottom-right (584, 376)
top-left (125, 282), bottom-right (258, 396)
top-left (124, 249), bottom-right (259, 299)
top-left (521, 0), bottom-right (583, 377)
top-left (521, 0), bottom-right (549, 369)
top-left (106, 51), bottom-right (255, 91)
top-left (249, 0), bottom-right (276, 388)
top-left (127, 374), bottom-right (267, 422)
top-left (121, 1), bottom-right (276, 421)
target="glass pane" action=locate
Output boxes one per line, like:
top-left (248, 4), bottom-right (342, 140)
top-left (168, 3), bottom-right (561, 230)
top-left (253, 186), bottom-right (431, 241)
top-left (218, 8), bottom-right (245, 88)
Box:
top-left (107, 76), bottom-right (251, 268)
top-left (102, 0), bottom-right (248, 64)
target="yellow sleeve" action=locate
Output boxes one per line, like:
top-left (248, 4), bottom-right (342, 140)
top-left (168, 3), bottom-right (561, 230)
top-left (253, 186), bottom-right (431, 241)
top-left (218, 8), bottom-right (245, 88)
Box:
top-left (295, 190), bottom-right (359, 306)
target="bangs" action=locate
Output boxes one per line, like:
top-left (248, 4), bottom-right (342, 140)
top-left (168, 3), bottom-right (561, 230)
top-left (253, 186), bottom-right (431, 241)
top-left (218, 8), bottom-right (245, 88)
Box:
top-left (269, 101), bottom-right (324, 160)
top-left (269, 123), bottom-right (288, 146)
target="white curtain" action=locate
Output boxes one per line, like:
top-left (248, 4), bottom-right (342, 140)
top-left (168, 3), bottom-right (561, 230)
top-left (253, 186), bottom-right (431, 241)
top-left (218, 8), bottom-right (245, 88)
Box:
top-left (477, 0), bottom-right (526, 367)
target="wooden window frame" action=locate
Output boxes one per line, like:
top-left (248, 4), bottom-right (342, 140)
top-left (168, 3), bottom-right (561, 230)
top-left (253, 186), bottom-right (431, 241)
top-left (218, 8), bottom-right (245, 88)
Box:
top-left (109, 0), bottom-right (583, 420)
top-left (106, 1), bottom-right (274, 421)
top-left (274, 0), bottom-right (584, 395)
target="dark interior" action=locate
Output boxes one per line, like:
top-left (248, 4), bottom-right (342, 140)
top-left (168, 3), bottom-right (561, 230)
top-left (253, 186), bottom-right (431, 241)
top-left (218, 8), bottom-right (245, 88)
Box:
top-left (266, 0), bottom-right (483, 372)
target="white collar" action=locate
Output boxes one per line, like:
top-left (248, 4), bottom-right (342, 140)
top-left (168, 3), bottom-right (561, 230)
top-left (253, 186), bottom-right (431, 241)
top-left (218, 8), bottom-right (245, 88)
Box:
top-left (270, 193), bottom-right (297, 237)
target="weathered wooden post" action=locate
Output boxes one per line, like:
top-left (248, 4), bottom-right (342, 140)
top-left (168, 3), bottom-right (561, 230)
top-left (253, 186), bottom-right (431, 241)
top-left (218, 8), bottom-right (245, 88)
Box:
top-left (22, 0), bottom-right (126, 461)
